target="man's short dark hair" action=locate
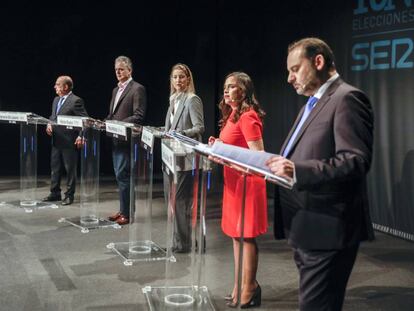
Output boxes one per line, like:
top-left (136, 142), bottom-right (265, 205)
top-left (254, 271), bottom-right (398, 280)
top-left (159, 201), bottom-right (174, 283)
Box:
top-left (288, 37), bottom-right (336, 71)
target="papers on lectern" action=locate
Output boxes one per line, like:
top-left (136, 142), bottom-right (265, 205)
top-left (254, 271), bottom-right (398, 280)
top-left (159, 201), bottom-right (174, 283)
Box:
top-left (197, 142), bottom-right (294, 189)
top-left (164, 130), bottom-right (199, 147)
top-left (164, 130), bottom-right (294, 189)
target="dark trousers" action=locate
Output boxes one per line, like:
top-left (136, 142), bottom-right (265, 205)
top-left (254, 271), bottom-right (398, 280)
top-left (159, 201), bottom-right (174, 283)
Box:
top-left (112, 148), bottom-right (131, 218)
top-left (50, 146), bottom-right (78, 198)
top-left (163, 170), bottom-right (194, 251)
top-left (293, 244), bottom-right (359, 311)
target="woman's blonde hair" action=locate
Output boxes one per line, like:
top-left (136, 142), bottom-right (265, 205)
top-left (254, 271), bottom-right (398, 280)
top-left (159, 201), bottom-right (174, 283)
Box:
top-left (169, 63), bottom-right (195, 96)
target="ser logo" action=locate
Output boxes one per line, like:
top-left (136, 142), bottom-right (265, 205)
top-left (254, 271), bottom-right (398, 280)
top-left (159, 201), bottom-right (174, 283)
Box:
top-left (351, 0), bottom-right (414, 71)
top-left (352, 38), bottom-right (413, 70)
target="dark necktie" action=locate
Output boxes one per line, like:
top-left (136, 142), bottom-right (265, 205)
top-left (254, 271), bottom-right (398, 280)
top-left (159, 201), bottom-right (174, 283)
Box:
top-left (282, 96), bottom-right (318, 157)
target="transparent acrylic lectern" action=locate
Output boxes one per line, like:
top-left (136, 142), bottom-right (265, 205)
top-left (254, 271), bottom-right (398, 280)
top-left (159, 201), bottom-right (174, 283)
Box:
top-left (57, 116), bottom-right (120, 233)
top-left (107, 125), bottom-right (168, 265)
top-left (142, 135), bottom-right (214, 311)
top-left (0, 111), bottom-right (58, 212)
top-left (193, 140), bottom-right (294, 309)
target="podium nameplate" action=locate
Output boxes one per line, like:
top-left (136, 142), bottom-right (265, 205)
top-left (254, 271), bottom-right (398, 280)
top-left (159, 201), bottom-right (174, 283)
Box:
top-left (0, 111), bottom-right (29, 124)
top-left (161, 139), bottom-right (193, 176)
top-left (161, 142), bottom-right (175, 174)
top-left (141, 127), bottom-right (155, 151)
top-left (57, 115), bottom-right (86, 129)
top-left (105, 120), bottom-right (134, 141)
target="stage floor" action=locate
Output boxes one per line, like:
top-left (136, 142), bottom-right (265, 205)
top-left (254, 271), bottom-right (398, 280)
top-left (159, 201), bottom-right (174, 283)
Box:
top-left (0, 176), bottom-right (413, 310)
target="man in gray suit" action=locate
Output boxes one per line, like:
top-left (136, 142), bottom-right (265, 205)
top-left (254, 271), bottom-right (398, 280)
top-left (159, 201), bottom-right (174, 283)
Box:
top-left (43, 75), bottom-right (88, 205)
top-left (267, 38), bottom-right (374, 311)
top-left (106, 56), bottom-right (147, 225)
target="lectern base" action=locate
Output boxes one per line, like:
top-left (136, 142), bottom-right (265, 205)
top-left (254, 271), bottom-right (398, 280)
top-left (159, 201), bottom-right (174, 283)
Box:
top-left (142, 286), bottom-right (215, 311)
top-left (58, 217), bottom-right (121, 233)
top-left (106, 240), bottom-right (172, 265)
top-left (0, 200), bottom-right (59, 213)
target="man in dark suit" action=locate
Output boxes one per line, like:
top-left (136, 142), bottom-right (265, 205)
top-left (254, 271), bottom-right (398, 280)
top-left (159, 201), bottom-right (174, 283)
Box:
top-left (43, 75), bottom-right (88, 205)
top-left (106, 56), bottom-right (147, 225)
top-left (266, 38), bottom-right (374, 311)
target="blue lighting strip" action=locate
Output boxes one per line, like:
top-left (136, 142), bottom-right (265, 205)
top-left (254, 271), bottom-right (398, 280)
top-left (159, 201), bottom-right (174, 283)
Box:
top-left (192, 157), bottom-right (195, 176)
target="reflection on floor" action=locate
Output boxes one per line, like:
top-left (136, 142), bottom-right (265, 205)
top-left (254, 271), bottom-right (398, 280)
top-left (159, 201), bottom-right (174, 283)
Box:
top-left (0, 176), bottom-right (413, 311)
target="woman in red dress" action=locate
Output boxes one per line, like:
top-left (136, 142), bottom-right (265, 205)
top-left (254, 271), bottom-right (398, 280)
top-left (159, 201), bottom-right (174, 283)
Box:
top-left (210, 72), bottom-right (267, 308)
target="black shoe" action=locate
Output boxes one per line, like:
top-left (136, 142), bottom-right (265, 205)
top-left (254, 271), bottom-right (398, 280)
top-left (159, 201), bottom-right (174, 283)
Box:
top-left (240, 284), bottom-right (261, 309)
top-left (42, 194), bottom-right (62, 202)
top-left (61, 196), bottom-right (74, 206)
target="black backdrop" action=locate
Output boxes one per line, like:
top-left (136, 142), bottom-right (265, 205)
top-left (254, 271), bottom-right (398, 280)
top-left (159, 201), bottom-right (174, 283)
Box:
top-left (1, 0), bottom-right (413, 240)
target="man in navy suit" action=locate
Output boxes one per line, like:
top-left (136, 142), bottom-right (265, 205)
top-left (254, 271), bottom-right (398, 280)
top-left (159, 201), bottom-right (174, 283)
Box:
top-left (106, 56), bottom-right (147, 225)
top-left (43, 76), bottom-right (88, 205)
top-left (267, 38), bottom-right (374, 311)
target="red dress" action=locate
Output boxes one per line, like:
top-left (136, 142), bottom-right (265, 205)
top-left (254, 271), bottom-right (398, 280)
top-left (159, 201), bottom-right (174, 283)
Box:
top-left (219, 109), bottom-right (268, 238)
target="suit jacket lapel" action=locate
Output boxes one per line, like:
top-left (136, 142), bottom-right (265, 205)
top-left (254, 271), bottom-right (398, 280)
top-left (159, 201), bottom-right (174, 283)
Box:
top-left (281, 78), bottom-right (343, 156)
top-left (51, 97), bottom-right (59, 119)
top-left (170, 93), bottom-right (188, 130)
top-left (109, 89), bottom-right (117, 114)
top-left (165, 105), bottom-right (172, 131)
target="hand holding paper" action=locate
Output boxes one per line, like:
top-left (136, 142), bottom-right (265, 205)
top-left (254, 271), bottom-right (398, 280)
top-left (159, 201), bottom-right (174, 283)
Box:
top-left (265, 155), bottom-right (294, 179)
